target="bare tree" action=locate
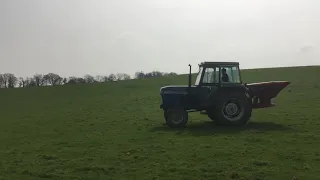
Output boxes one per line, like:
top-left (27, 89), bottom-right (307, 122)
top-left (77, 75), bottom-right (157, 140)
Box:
top-left (33, 74), bottom-right (43, 87)
top-left (168, 72), bottom-right (177, 76)
top-left (44, 73), bottom-right (62, 86)
top-left (56, 77), bottom-right (63, 85)
top-left (0, 74), bottom-right (4, 88)
top-left (23, 77), bottom-right (35, 87)
top-left (123, 73), bottom-right (131, 80)
top-left (29, 78), bottom-right (37, 87)
top-left (144, 71), bottom-right (163, 78)
top-left (25, 77), bottom-right (30, 87)
top-left (1, 73), bottom-right (9, 88)
top-left (2, 73), bottom-right (18, 88)
top-left (108, 74), bottom-right (116, 81)
top-left (135, 71), bottom-right (145, 79)
top-left (101, 76), bottom-right (109, 82)
top-left (95, 75), bottom-right (103, 82)
top-left (116, 73), bottom-right (131, 80)
top-left (77, 78), bottom-right (86, 84)
top-left (67, 77), bottom-right (86, 84)
top-left (0, 70), bottom-right (175, 88)
top-left (116, 73), bottom-right (125, 81)
top-left (25, 77), bottom-right (31, 87)
top-left (63, 78), bottom-right (67, 84)
top-left (19, 77), bottom-right (27, 87)
top-left (18, 79), bottom-right (23, 87)
top-left (84, 74), bottom-right (95, 83)
top-left (67, 77), bottom-right (77, 84)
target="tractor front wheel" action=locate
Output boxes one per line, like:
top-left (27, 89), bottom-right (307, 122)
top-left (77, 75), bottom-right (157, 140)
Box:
top-left (208, 93), bottom-right (252, 126)
top-left (164, 107), bottom-right (188, 128)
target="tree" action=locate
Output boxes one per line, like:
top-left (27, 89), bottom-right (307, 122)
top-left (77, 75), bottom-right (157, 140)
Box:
top-left (28, 78), bottom-right (37, 87)
top-left (67, 77), bottom-right (77, 84)
top-left (95, 75), bottom-right (103, 82)
top-left (152, 71), bottom-right (163, 77)
top-left (2, 73), bottom-right (18, 88)
top-left (123, 73), bottom-right (131, 80)
top-left (0, 74), bottom-right (4, 88)
top-left (33, 74), bottom-right (43, 87)
top-left (18, 78), bottom-right (23, 87)
top-left (135, 71), bottom-right (175, 79)
top-left (44, 73), bottom-right (62, 86)
top-left (24, 77), bottom-right (30, 87)
top-left (108, 74), bottom-right (116, 81)
top-left (135, 71), bottom-right (145, 79)
top-left (56, 77), bottom-right (63, 85)
top-left (0, 70), bottom-right (178, 88)
top-left (77, 78), bottom-right (86, 84)
top-left (63, 78), bottom-right (67, 84)
top-left (67, 77), bottom-right (86, 84)
top-left (19, 77), bottom-right (27, 87)
top-left (116, 73), bottom-right (131, 81)
top-left (23, 77), bottom-right (36, 87)
top-left (144, 71), bottom-right (163, 78)
top-left (102, 76), bottom-right (109, 82)
top-left (116, 73), bottom-right (124, 81)
top-left (145, 72), bottom-right (153, 78)
top-left (168, 72), bottom-right (177, 76)
top-left (84, 74), bottom-right (95, 83)
top-left (41, 75), bottom-right (48, 86)
top-left (1, 73), bottom-right (9, 88)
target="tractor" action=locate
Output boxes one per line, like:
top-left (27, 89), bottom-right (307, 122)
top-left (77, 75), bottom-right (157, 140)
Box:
top-left (159, 62), bottom-right (290, 128)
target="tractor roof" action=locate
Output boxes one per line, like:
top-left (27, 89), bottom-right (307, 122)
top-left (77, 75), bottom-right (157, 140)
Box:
top-left (199, 61), bottom-right (239, 67)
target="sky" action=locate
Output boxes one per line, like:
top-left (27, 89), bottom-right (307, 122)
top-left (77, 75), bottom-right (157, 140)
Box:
top-left (0, 0), bottom-right (319, 78)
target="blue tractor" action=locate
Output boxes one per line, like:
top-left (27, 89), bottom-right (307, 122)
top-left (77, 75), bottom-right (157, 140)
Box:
top-left (159, 62), bottom-right (290, 128)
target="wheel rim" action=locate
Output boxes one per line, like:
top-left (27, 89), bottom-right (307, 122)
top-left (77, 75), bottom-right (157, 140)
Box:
top-left (168, 109), bottom-right (184, 124)
top-left (222, 100), bottom-right (244, 121)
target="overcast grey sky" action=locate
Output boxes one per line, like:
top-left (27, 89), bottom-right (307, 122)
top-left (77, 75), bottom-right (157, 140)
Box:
top-left (0, 0), bottom-right (319, 77)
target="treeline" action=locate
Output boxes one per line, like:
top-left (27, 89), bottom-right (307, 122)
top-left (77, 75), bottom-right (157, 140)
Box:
top-left (0, 71), bottom-right (177, 88)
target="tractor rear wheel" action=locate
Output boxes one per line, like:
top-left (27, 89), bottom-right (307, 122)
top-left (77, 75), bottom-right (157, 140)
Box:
top-left (207, 93), bottom-right (252, 126)
top-left (164, 107), bottom-right (188, 128)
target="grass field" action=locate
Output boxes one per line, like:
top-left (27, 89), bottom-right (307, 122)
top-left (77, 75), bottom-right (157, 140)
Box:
top-left (1, 66), bottom-right (320, 180)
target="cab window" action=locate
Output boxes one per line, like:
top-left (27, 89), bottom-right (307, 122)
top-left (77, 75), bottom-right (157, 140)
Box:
top-left (220, 66), bottom-right (241, 83)
top-left (202, 67), bottom-right (219, 84)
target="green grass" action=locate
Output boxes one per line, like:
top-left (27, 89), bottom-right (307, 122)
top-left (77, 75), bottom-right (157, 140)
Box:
top-left (1, 66), bottom-right (320, 180)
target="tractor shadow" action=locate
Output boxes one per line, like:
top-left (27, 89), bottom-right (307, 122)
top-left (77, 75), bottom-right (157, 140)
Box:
top-left (151, 121), bottom-right (292, 136)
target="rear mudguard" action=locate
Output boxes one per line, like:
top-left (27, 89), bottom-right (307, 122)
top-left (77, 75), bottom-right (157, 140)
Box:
top-left (246, 81), bottom-right (290, 108)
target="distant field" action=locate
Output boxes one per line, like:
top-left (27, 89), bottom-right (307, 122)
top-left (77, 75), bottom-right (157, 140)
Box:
top-left (0, 66), bottom-right (320, 180)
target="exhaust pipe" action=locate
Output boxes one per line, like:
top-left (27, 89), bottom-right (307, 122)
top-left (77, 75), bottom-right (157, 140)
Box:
top-left (188, 64), bottom-right (192, 88)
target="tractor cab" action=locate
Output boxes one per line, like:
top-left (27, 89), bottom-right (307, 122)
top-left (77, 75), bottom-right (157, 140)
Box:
top-left (187, 62), bottom-right (246, 109)
top-left (194, 62), bottom-right (242, 86)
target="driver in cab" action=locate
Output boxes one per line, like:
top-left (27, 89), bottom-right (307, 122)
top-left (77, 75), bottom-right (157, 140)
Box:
top-left (221, 68), bottom-right (229, 82)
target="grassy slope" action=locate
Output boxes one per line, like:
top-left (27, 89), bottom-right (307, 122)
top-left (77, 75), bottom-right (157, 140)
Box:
top-left (0, 66), bottom-right (320, 180)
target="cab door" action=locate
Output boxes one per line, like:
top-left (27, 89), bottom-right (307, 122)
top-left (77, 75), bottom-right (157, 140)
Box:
top-left (197, 67), bottom-right (220, 107)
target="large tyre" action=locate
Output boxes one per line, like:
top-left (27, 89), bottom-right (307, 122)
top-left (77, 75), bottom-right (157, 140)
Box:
top-left (207, 93), bottom-right (252, 126)
top-left (164, 107), bottom-right (188, 128)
